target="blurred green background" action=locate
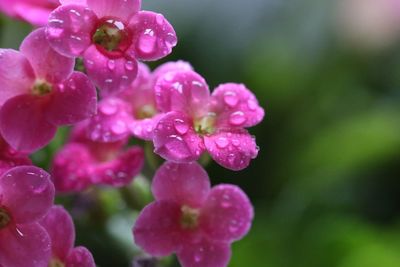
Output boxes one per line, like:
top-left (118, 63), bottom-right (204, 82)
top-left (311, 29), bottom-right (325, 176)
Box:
top-left (1, 0), bottom-right (400, 266)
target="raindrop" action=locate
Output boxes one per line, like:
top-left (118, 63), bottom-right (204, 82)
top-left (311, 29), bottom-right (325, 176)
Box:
top-left (125, 61), bottom-right (135, 71)
top-left (247, 99), bottom-right (258, 111)
top-left (174, 119), bottom-right (189, 135)
top-left (99, 103), bottom-right (117, 115)
top-left (215, 137), bottom-right (229, 149)
top-left (107, 60), bottom-right (115, 70)
top-left (138, 29), bottom-right (156, 54)
top-left (223, 91), bottom-right (239, 107)
top-left (156, 13), bottom-right (164, 25)
top-left (229, 111), bottom-right (246, 126)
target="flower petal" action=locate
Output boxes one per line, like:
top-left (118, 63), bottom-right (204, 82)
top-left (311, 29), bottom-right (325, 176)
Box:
top-left (0, 94), bottom-right (57, 153)
top-left (177, 238), bottom-right (231, 267)
top-left (152, 162), bottom-right (211, 208)
top-left (128, 11), bottom-right (177, 61)
top-left (13, 3), bottom-right (56, 27)
top-left (93, 146), bottom-right (144, 187)
top-left (83, 45), bottom-right (138, 95)
top-left (155, 70), bottom-right (210, 118)
top-left (86, 97), bottom-right (132, 142)
top-left (39, 206), bottom-right (75, 261)
top-left (130, 115), bottom-right (162, 141)
top-left (0, 166), bottom-right (54, 224)
top-left (51, 143), bottom-right (93, 193)
top-left (60, 0), bottom-right (87, 4)
top-left (20, 28), bottom-right (75, 84)
top-left (211, 83), bottom-right (265, 128)
top-left (0, 49), bottom-right (34, 106)
top-left (153, 111), bottom-right (205, 163)
top-left (204, 130), bottom-right (259, 171)
top-left (0, 223), bottom-right (51, 267)
top-left (133, 201), bottom-right (183, 257)
top-left (200, 185), bottom-right (254, 242)
top-left (46, 72), bottom-right (97, 126)
top-left (152, 60), bottom-right (193, 81)
top-left (87, 0), bottom-right (140, 22)
top-left (46, 4), bottom-right (97, 57)
top-left (65, 246), bottom-right (96, 267)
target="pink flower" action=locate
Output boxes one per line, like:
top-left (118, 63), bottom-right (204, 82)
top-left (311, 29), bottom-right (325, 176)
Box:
top-left (46, 0), bottom-right (178, 95)
top-left (0, 28), bottom-right (97, 153)
top-left (0, 166), bottom-right (55, 267)
top-left (40, 205), bottom-right (95, 267)
top-left (86, 61), bottom-right (193, 142)
top-left (0, 135), bottom-right (32, 176)
top-left (52, 122), bottom-right (144, 193)
top-left (153, 70), bottom-right (265, 171)
top-left (133, 162), bottom-right (254, 267)
top-left (0, 0), bottom-right (59, 26)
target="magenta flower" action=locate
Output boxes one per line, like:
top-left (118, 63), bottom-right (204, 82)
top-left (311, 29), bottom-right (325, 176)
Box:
top-left (46, 0), bottom-right (178, 95)
top-left (0, 28), bottom-right (97, 153)
top-left (133, 162), bottom-right (254, 267)
top-left (0, 0), bottom-right (59, 26)
top-left (0, 135), bottom-right (32, 176)
top-left (40, 205), bottom-right (95, 267)
top-left (0, 166), bottom-right (55, 267)
top-left (52, 122), bottom-right (144, 193)
top-left (86, 61), bottom-right (193, 142)
top-left (152, 70), bottom-right (265, 171)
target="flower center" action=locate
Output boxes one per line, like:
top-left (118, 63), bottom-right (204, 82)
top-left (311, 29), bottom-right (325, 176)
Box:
top-left (194, 112), bottom-right (216, 135)
top-left (136, 104), bottom-right (157, 120)
top-left (32, 80), bottom-right (52, 96)
top-left (180, 205), bottom-right (200, 229)
top-left (92, 18), bottom-right (132, 57)
top-left (0, 207), bottom-right (11, 230)
top-left (49, 258), bottom-right (65, 267)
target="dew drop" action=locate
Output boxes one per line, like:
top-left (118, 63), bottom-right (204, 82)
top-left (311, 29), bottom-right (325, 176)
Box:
top-left (215, 137), bottom-right (229, 149)
top-left (138, 29), bottom-right (156, 54)
top-left (111, 121), bottom-right (127, 134)
top-left (223, 91), bottom-right (239, 107)
top-left (125, 61), bottom-right (135, 71)
top-left (99, 103), bottom-right (117, 115)
top-left (107, 60), bottom-right (115, 70)
top-left (174, 119), bottom-right (189, 135)
top-left (156, 13), bottom-right (164, 25)
top-left (229, 111), bottom-right (246, 126)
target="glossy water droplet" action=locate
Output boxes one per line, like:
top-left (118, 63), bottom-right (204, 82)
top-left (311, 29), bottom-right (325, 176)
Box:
top-left (111, 121), bottom-right (127, 134)
top-left (229, 111), bottom-right (246, 126)
top-left (232, 139), bottom-right (240, 147)
top-left (99, 103), bottom-right (117, 115)
top-left (215, 137), bottom-right (229, 149)
top-left (138, 29), bottom-right (156, 54)
top-left (47, 27), bottom-right (64, 38)
top-left (107, 60), bottom-right (115, 70)
top-left (125, 61), bottom-right (134, 71)
top-left (223, 91), bottom-right (239, 107)
top-left (174, 119), bottom-right (189, 135)
top-left (156, 13), bottom-right (164, 25)
top-left (165, 32), bottom-right (177, 46)
top-left (172, 82), bottom-right (183, 93)
top-left (247, 99), bottom-right (258, 111)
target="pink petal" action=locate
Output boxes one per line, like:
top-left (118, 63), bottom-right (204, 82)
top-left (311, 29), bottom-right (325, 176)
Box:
top-left (133, 201), bottom-right (183, 257)
top-left (0, 49), bottom-right (34, 106)
top-left (86, 97), bottom-right (132, 142)
top-left (0, 94), bottom-right (57, 152)
top-left (87, 0), bottom-right (140, 22)
top-left (199, 185), bottom-right (254, 242)
top-left (14, 3), bottom-right (55, 27)
top-left (60, 0), bottom-right (87, 4)
top-left (47, 71), bottom-right (97, 126)
top-left (130, 114), bottom-right (162, 141)
top-left (93, 146), bottom-right (144, 187)
top-left (128, 11), bottom-right (177, 61)
top-left (152, 60), bottom-right (193, 80)
top-left (66, 246), bottom-right (96, 267)
top-left (211, 83), bottom-right (265, 128)
top-left (0, 223), bottom-right (51, 267)
top-left (204, 130), bottom-right (259, 171)
top-left (0, 166), bottom-right (54, 224)
top-left (39, 206), bottom-right (75, 261)
top-left (153, 111), bottom-right (205, 163)
top-left (20, 28), bottom-right (75, 84)
top-left (155, 70), bottom-right (210, 118)
top-left (83, 45), bottom-right (138, 95)
top-left (177, 238), bottom-right (231, 267)
top-left (46, 4), bottom-right (97, 57)
top-left (152, 162), bottom-right (211, 208)
top-left (51, 143), bottom-right (93, 193)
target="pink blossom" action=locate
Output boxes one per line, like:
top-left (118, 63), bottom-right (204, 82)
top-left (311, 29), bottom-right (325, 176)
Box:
top-left (0, 0), bottom-right (59, 26)
top-left (133, 162), bottom-right (254, 267)
top-left (0, 166), bottom-right (55, 267)
top-left (40, 205), bottom-right (95, 267)
top-left (46, 0), bottom-right (178, 95)
top-left (86, 61), bottom-right (192, 142)
top-left (0, 135), bottom-right (32, 176)
top-left (153, 70), bottom-right (265, 171)
top-left (51, 122), bottom-right (144, 193)
top-left (0, 28), bottom-right (97, 153)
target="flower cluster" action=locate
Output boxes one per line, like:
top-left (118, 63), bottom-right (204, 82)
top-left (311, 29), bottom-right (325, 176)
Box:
top-left (0, 0), bottom-right (264, 266)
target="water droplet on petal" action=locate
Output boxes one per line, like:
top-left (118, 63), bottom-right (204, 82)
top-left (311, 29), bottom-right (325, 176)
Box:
top-left (247, 99), bottom-right (258, 111)
top-left (107, 60), bottom-right (115, 70)
top-left (156, 13), bottom-right (164, 25)
top-left (138, 29), bottom-right (156, 54)
top-left (99, 103), bottom-right (117, 115)
top-left (223, 91), bottom-right (239, 107)
top-left (111, 121), bottom-right (127, 134)
top-left (215, 137), bottom-right (229, 149)
top-left (229, 111), bottom-right (246, 126)
top-left (125, 61), bottom-right (135, 71)
top-left (174, 119), bottom-right (189, 135)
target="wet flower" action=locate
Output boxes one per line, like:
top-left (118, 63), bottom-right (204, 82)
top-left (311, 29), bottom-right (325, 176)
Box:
top-left (0, 134), bottom-right (31, 176)
top-left (46, 0), bottom-right (178, 95)
top-left (51, 121), bottom-right (144, 193)
top-left (40, 205), bottom-right (95, 267)
top-left (0, 28), bottom-right (97, 153)
top-left (0, 166), bottom-right (55, 267)
top-left (86, 61), bottom-right (193, 142)
top-left (0, 0), bottom-right (59, 26)
top-left (133, 161), bottom-right (254, 267)
top-left (153, 70), bottom-right (264, 171)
